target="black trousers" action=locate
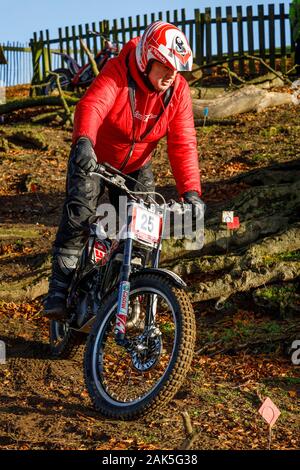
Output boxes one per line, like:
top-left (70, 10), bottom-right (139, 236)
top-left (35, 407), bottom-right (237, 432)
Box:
top-left (54, 150), bottom-right (155, 256)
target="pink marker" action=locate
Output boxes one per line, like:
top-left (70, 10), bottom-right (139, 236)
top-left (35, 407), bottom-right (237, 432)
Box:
top-left (258, 397), bottom-right (281, 427)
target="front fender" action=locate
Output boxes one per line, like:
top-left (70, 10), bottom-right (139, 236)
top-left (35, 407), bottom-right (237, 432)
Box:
top-left (131, 268), bottom-right (187, 289)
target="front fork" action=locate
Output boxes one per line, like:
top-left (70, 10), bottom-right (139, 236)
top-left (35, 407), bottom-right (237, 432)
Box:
top-left (114, 239), bottom-right (161, 346)
top-left (114, 238), bottom-right (133, 345)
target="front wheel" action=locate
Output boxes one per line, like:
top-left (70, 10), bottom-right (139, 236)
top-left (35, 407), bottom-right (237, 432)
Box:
top-left (43, 68), bottom-right (73, 96)
top-left (84, 274), bottom-right (196, 419)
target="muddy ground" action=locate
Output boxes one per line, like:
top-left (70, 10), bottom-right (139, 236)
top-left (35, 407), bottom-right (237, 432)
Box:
top-left (0, 92), bottom-right (299, 450)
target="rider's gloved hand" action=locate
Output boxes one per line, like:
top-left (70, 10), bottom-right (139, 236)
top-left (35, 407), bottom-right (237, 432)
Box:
top-left (73, 137), bottom-right (98, 174)
top-left (182, 191), bottom-right (205, 227)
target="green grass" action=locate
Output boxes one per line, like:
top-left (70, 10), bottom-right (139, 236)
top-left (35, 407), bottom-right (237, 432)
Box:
top-left (251, 153), bottom-right (274, 162)
top-left (0, 227), bottom-right (41, 240)
top-left (259, 126), bottom-right (290, 138)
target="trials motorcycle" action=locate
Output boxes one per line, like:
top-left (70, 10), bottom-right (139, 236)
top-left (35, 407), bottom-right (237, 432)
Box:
top-left (49, 162), bottom-right (201, 419)
top-left (43, 33), bottom-right (119, 95)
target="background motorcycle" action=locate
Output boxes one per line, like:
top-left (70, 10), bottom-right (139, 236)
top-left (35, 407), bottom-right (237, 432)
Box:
top-left (49, 162), bottom-right (197, 420)
top-left (43, 33), bottom-right (119, 95)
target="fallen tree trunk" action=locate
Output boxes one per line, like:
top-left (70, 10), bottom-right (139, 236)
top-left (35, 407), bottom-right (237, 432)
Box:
top-left (0, 95), bottom-right (79, 115)
top-left (164, 223), bottom-right (300, 302)
top-left (191, 259), bottom-right (300, 304)
top-left (159, 165), bottom-right (300, 303)
top-left (190, 72), bottom-right (286, 99)
top-left (161, 178), bottom-right (300, 260)
top-left (0, 84), bottom-right (295, 120)
top-left (192, 85), bottom-right (295, 119)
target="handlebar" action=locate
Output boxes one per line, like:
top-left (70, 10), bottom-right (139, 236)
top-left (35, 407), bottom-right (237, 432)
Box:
top-left (92, 162), bottom-right (148, 202)
top-left (91, 162), bottom-right (200, 214)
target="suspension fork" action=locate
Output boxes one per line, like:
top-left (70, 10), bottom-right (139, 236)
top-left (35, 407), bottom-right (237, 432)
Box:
top-left (114, 237), bottom-right (133, 345)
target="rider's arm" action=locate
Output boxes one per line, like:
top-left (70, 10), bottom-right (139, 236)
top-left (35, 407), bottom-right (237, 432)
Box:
top-left (166, 77), bottom-right (201, 197)
top-left (72, 60), bottom-right (121, 146)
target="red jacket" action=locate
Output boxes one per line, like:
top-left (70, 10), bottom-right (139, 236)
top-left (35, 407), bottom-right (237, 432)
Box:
top-left (73, 38), bottom-right (201, 196)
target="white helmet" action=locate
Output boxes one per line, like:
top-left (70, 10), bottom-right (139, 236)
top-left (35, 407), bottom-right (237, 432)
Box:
top-left (136, 21), bottom-right (193, 73)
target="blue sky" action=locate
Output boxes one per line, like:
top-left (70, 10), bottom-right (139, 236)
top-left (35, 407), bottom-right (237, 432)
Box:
top-left (0, 0), bottom-right (291, 44)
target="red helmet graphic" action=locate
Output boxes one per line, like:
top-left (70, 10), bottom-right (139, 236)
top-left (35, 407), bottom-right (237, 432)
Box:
top-left (136, 21), bottom-right (193, 72)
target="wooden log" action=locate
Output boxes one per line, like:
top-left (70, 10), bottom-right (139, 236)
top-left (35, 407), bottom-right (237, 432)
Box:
top-left (0, 95), bottom-right (79, 115)
top-left (192, 85), bottom-right (294, 119)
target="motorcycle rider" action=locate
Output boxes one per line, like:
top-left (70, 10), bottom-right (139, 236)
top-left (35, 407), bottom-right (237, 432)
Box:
top-left (43, 21), bottom-right (202, 320)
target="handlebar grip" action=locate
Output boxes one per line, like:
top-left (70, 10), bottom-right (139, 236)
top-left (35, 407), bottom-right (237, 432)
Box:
top-left (94, 163), bottom-right (106, 174)
top-left (94, 162), bottom-right (119, 175)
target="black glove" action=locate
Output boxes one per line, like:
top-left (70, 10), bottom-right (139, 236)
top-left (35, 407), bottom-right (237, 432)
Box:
top-left (73, 137), bottom-right (98, 174)
top-left (182, 191), bottom-right (205, 226)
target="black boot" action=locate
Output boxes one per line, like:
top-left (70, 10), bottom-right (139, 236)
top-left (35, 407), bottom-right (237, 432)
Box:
top-left (43, 252), bottom-right (79, 321)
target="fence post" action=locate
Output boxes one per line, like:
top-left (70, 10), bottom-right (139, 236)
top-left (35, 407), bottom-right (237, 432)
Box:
top-left (72, 25), bottom-right (78, 62)
top-left (205, 8), bottom-right (212, 65)
top-left (92, 22), bottom-right (98, 54)
top-left (181, 8), bottom-right (186, 35)
top-left (258, 4), bottom-right (266, 74)
top-left (246, 6), bottom-right (255, 75)
top-left (194, 8), bottom-right (204, 66)
top-left (65, 26), bottom-right (71, 56)
top-left (113, 19), bottom-right (118, 45)
top-left (128, 16), bottom-right (133, 39)
top-left (188, 13), bottom-right (193, 53)
top-left (173, 10), bottom-right (178, 26)
top-left (269, 4), bottom-right (276, 69)
top-left (40, 30), bottom-right (50, 80)
top-left (13, 41), bottom-right (16, 86)
top-left (279, 3), bottom-right (287, 73)
top-left (104, 20), bottom-right (110, 40)
top-left (226, 7), bottom-right (234, 70)
top-left (85, 23), bottom-right (91, 51)
top-left (120, 18), bottom-right (126, 45)
top-left (30, 34), bottom-right (43, 94)
top-left (45, 29), bottom-right (52, 72)
top-left (78, 24), bottom-right (85, 65)
top-left (136, 15), bottom-right (141, 37)
top-left (58, 27), bottom-right (64, 67)
top-left (216, 7), bottom-right (223, 62)
top-left (237, 5), bottom-right (244, 76)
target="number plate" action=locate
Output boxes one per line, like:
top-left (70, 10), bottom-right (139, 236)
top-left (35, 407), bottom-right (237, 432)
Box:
top-left (131, 204), bottom-right (162, 245)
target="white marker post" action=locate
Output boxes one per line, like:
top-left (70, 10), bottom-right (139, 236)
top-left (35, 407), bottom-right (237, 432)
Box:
top-left (0, 340), bottom-right (6, 364)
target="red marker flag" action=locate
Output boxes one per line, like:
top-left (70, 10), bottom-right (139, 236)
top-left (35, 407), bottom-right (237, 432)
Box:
top-left (227, 216), bottom-right (240, 230)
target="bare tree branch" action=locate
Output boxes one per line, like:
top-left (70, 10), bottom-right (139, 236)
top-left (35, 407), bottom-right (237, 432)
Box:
top-left (79, 38), bottom-right (99, 78)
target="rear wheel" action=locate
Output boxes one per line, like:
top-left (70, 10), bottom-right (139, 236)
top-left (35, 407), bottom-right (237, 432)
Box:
top-left (84, 273), bottom-right (196, 419)
top-left (49, 320), bottom-right (85, 359)
top-left (43, 68), bottom-right (73, 96)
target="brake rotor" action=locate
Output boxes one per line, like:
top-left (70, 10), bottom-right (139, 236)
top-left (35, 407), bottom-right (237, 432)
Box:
top-left (131, 333), bottom-right (162, 372)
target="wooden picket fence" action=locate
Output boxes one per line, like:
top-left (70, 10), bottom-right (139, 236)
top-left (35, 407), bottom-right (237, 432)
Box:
top-left (0, 3), bottom-right (295, 87)
top-left (30, 3), bottom-right (294, 84)
top-left (0, 43), bottom-right (33, 87)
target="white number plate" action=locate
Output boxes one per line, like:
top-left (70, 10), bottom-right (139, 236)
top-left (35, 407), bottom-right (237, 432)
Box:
top-left (131, 205), bottom-right (162, 245)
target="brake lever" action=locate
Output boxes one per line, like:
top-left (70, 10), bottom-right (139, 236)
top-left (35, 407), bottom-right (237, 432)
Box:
top-left (110, 174), bottom-right (126, 186)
